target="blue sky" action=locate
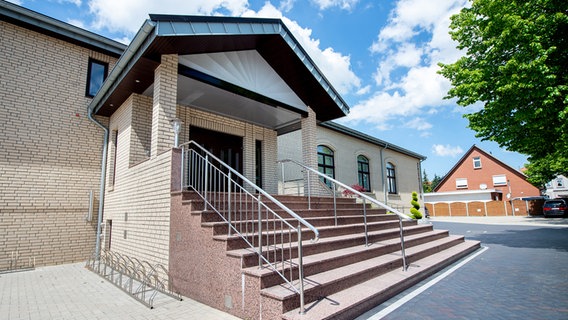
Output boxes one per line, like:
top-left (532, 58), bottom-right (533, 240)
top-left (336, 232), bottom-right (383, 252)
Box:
top-left (9, 0), bottom-right (529, 179)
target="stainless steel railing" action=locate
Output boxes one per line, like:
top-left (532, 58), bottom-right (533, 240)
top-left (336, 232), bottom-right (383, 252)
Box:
top-left (278, 158), bottom-right (412, 271)
top-left (180, 141), bottom-right (319, 314)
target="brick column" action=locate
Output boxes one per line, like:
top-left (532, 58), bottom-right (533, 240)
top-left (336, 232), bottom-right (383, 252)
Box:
top-left (151, 54), bottom-right (178, 158)
top-left (301, 107), bottom-right (319, 195)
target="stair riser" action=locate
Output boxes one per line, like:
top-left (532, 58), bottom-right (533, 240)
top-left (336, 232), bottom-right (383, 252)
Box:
top-left (221, 221), bottom-right (425, 251)
top-left (209, 215), bottom-right (397, 235)
top-left (238, 225), bottom-right (434, 268)
top-left (255, 231), bottom-right (449, 288)
top-left (309, 243), bottom-right (481, 320)
top-left (268, 236), bottom-right (465, 314)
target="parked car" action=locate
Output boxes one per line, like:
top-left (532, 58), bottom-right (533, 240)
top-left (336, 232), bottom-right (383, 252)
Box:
top-left (542, 199), bottom-right (568, 217)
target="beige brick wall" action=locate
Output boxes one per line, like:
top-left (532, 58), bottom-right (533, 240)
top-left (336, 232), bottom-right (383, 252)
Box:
top-left (277, 125), bottom-right (422, 210)
top-left (103, 91), bottom-right (280, 267)
top-left (0, 21), bottom-right (118, 267)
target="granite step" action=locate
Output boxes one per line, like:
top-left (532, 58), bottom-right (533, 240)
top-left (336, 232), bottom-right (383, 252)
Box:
top-left (262, 236), bottom-right (477, 316)
top-left (241, 230), bottom-right (450, 288)
top-left (282, 240), bottom-right (481, 319)
top-left (214, 219), bottom-right (422, 251)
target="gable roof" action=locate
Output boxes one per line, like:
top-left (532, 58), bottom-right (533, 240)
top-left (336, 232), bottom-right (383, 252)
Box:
top-left (0, 1), bottom-right (125, 57)
top-left (433, 145), bottom-right (526, 191)
top-left (319, 121), bottom-right (427, 160)
top-left (88, 14), bottom-right (350, 126)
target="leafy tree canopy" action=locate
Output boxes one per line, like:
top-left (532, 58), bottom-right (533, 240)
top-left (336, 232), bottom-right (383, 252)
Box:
top-left (439, 0), bottom-right (568, 186)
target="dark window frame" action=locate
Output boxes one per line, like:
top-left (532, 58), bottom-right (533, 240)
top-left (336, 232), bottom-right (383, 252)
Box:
top-left (317, 145), bottom-right (335, 188)
top-left (86, 58), bottom-right (108, 97)
top-left (357, 155), bottom-right (371, 192)
top-left (386, 162), bottom-right (397, 194)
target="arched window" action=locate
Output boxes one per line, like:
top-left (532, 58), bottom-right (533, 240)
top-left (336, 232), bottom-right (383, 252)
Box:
top-left (357, 155), bottom-right (371, 192)
top-left (386, 162), bottom-right (397, 194)
top-left (317, 145), bottom-right (334, 188)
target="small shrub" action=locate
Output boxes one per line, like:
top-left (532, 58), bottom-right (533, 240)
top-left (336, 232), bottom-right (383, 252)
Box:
top-left (410, 191), bottom-right (422, 219)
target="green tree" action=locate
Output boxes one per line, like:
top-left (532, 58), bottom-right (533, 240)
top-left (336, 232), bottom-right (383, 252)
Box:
top-left (422, 170), bottom-right (432, 193)
top-left (439, 0), bottom-right (568, 186)
top-left (431, 174), bottom-right (443, 191)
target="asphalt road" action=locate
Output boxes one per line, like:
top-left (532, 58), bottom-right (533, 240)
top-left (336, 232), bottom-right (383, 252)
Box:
top-left (359, 220), bottom-right (568, 320)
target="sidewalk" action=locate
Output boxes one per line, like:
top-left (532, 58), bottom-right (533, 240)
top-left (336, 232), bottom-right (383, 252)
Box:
top-left (0, 262), bottom-right (240, 320)
top-left (429, 215), bottom-right (568, 227)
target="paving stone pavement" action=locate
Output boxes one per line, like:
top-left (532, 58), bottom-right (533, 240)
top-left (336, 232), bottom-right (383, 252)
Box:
top-left (0, 262), bottom-right (240, 320)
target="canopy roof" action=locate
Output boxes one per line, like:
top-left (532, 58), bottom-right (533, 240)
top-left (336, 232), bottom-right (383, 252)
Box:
top-left (90, 14), bottom-right (350, 130)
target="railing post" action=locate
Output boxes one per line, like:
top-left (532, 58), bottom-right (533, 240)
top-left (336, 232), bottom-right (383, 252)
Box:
top-left (307, 170), bottom-right (311, 210)
top-left (297, 222), bottom-right (305, 315)
top-left (281, 161), bottom-right (285, 194)
top-left (180, 146), bottom-right (184, 190)
top-left (399, 215), bottom-right (408, 271)
top-left (363, 198), bottom-right (368, 247)
top-left (228, 171), bottom-right (232, 236)
top-left (333, 182), bottom-right (337, 227)
top-left (204, 154), bottom-right (209, 211)
top-left (258, 194), bottom-right (263, 268)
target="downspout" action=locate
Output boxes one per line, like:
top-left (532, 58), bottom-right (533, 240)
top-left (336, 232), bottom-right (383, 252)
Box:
top-left (87, 106), bottom-right (108, 258)
top-left (380, 143), bottom-right (389, 204)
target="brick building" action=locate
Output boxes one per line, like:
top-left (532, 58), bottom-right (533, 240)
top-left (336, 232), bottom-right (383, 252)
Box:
top-left (430, 145), bottom-right (540, 202)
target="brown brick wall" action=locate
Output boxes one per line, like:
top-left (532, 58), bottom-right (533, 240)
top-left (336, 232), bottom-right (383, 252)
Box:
top-left (436, 148), bottom-right (540, 198)
top-left (0, 21), bottom-right (117, 267)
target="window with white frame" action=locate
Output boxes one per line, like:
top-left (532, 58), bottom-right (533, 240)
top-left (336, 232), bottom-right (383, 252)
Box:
top-left (492, 175), bottom-right (507, 186)
top-left (456, 178), bottom-right (468, 189)
top-left (473, 156), bottom-right (482, 169)
top-left (557, 178), bottom-right (564, 188)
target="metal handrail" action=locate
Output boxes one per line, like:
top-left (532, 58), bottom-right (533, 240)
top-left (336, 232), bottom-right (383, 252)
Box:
top-left (278, 158), bottom-right (411, 271)
top-left (180, 141), bottom-right (319, 313)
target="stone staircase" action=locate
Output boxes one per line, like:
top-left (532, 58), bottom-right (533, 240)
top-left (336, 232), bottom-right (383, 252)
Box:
top-left (169, 191), bottom-right (480, 319)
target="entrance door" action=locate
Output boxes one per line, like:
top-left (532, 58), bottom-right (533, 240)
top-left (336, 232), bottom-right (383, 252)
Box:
top-left (190, 126), bottom-right (243, 176)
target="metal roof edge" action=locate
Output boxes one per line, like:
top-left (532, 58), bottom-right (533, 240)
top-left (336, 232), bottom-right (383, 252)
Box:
top-left (90, 20), bottom-right (156, 115)
top-left (0, 1), bottom-right (125, 56)
top-left (319, 121), bottom-right (427, 160)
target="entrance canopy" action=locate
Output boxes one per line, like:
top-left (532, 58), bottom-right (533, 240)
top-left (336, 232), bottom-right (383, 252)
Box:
top-left (90, 15), bottom-right (350, 132)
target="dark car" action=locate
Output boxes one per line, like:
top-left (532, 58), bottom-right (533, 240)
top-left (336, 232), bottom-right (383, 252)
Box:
top-left (543, 199), bottom-right (568, 217)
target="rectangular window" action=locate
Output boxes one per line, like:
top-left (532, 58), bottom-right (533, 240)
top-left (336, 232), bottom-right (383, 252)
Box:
top-left (456, 178), bottom-right (468, 189)
top-left (473, 156), bottom-right (482, 169)
top-left (86, 58), bottom-right (108, 97)
top-left (556, 178), bottom-right (564, 188)
top-left (492, 175), bottom-right (507, 186)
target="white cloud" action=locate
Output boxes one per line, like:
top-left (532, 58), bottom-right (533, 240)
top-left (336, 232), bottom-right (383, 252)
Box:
top-left (346, 0), bottom-right (466, 129)
top-left (67, 18), bottom-right (85, 29)
top-left (87, 0), bottom-right (250, 35)
top-left (59, 0), bottom-right (82, 6)
top-left (278, 0), bottom-right (295, 12)
top-left (6, 0), bottom-right (23, 5)
top-left (432, 144), bottom-right (463, 157)
top-left (311, 0), bottom-right (360, 10)
top-left (406, 117), bottom-right (432, 131)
